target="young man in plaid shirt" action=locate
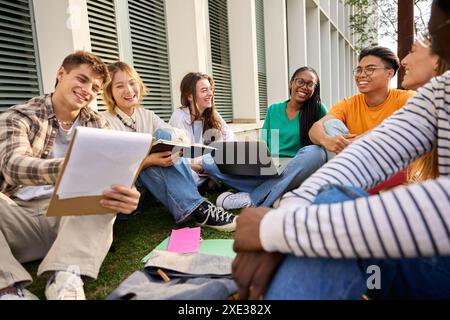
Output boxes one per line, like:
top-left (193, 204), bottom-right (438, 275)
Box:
top-left (0, 51), bottom-right (140, 300)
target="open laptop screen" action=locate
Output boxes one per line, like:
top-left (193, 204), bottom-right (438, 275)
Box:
top-left (209, 141), bottom-right (282, 176)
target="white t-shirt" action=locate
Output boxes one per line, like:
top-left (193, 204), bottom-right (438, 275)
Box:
top-left (169, 107), bottom-right (236, 185)
top-left (169, 108), bottom-right (236, 144)
top-left (14, 117), bottom-right (80, 201)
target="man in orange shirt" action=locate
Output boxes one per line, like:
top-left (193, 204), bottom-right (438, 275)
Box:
top-left (310, 46), bottom-right (415, 154)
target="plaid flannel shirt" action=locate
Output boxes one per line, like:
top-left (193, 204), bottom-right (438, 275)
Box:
top-left (0, 94), bottom-right (109, 196)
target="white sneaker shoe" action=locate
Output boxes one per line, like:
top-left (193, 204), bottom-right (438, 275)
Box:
top-left (0, 287), bottom-right (39, 300)
top-left (216, 191), bottom-right (252, 210)
top-left (45, 270), bottom-right (86, 300)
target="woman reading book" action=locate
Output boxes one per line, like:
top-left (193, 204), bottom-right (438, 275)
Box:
top-left (169, 70), bottom-right (328, 210)
top-left (169, 72), bottom-right (236, 187)
top-left (101, 62), bottom-right (237, 232)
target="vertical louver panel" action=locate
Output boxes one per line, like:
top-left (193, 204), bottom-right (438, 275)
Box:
top-left (0, 0), bottom-right (41, 111)
top-left (87, 0), bottom-right (120, 111)
top-left (87, 0), bottom-right (120, 64)
top-left (128, 0), bottom-right (172, 121)
top-left (255, 0), bottom-right (267, 119)
top-left (208, 0), bottom-right (233, 122)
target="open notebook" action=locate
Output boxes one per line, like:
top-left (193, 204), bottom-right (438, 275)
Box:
top-left (150, 138), bottom-right (216, 158)
top-left (47, 127), bottom-right (152, 216)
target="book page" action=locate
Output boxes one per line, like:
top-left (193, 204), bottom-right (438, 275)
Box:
top-left (57, 127), bottom-right (152, 199)
top-left (150, 139), bottom-right (216, 158)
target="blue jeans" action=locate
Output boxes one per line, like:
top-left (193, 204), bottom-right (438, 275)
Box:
top-left (202, 145), bottom-right (327, 207)
top-left (323, 118), bottom-right (350, 136)
top-left (265, 185), bottom-right (450, 299)
top-left (136, 129), bottom-right (204, 223)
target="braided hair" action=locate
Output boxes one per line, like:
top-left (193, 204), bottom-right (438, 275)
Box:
top-left (290, 67), bottom-right (322, 147)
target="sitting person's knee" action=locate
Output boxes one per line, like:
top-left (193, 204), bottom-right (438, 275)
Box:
top-left (323, 119), bottom-right (350, 136)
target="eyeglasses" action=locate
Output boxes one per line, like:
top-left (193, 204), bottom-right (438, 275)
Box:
top-left (293, 78), bottom-right (316, 90)
top-left (353, 66), bottom-right (389, 77)
top-left (429, 18), bottom-right (450, 37)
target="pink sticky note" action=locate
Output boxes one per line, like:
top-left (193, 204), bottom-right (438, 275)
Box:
top-left (167, 227), bottom-right (201, 254)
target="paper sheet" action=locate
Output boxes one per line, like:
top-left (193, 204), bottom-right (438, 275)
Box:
top-left (57, 127), bottom-right (152, 199)
top-left (167, 227), bottom-right (201, 254)
top-left (142, 238), bottom-right (235, 263)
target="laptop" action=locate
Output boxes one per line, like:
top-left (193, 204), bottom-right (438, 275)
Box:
top-left (209, 141), bottom-right (291, 176)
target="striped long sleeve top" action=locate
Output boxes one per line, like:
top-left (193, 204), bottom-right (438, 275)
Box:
top-left (260, 71), bottom-right (450, 259)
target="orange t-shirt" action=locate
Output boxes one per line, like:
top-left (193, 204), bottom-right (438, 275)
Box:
top-left (328, 89), bottom-right (416, 135)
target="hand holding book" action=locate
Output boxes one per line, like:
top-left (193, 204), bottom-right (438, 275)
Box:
top-left (143, 150), bottom-right (180, 168)
top-left (149, 138), bottom-right (216, 158)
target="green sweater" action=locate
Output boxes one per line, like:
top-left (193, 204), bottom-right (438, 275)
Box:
top-left (261, 100), bottom-right (328, 158)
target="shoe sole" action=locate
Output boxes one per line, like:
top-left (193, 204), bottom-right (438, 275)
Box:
top-left (195, 222), bottom-right (236, 232)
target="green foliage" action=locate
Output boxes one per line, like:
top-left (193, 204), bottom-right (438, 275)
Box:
top-left (346, 0), bottom-right (431, 52)
top-left (346, 0), bottom-right (379, 51)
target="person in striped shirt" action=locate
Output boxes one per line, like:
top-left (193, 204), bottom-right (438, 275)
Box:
top-left (402, 35), bottom-right (448, 184)
top-left (232, 0), bottom-right (450, 300)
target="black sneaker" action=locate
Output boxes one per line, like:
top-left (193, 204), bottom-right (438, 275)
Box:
top-left (192, 200), bottom-right (237, 232)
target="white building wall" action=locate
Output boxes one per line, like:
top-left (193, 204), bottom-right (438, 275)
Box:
top-left (286, 0), bottom-right (307, 76)
top-left (228, 0), bottom-right (260, 123)
top-left (166, 0), bottom-right (211, 109)
top-left (347, 43), bottom-right (353, 97)
top-left (264, 0), bottom-right (289, 106)
top-left (320, 16), bottom-right (332, 108)
top-left (330, 27), bottom-right (340, 105)
top-left (339, 36), bottom-right (346, 99)
top-left (285, 0), bottom-right (359, 110)
top-left (33, 0), bottom-right (92, 94)
top-left (305, 1), bottom-right (321, 74)
top-left (114, 0), bottom-right (133, 65)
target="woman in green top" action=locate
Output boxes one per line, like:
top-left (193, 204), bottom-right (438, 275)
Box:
top-left (262, 66), bottom-right (328, 157)
top-left (207, 67), bottom-right (328, 210)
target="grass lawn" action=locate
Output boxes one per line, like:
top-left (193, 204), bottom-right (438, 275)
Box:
top-left (23, 190), bottom-right (235, 300)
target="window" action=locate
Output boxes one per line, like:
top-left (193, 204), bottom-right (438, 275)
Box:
top-left (128, 0), bottom-right (172, 120)
top-left (87, 0), bottom-right (120, 110)
top-left (255, 0), bottom-right (268, 119)
top-left (0, 0), bottom-right (41, 111)
top-left (209, 0), bottom-right (233, 122)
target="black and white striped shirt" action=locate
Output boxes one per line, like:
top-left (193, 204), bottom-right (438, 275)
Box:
top-left (260, 71), bottom-right (450, 259)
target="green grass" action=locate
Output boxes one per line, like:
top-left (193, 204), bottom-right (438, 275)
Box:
top-left (23, 191), bottom-right (235, 300)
